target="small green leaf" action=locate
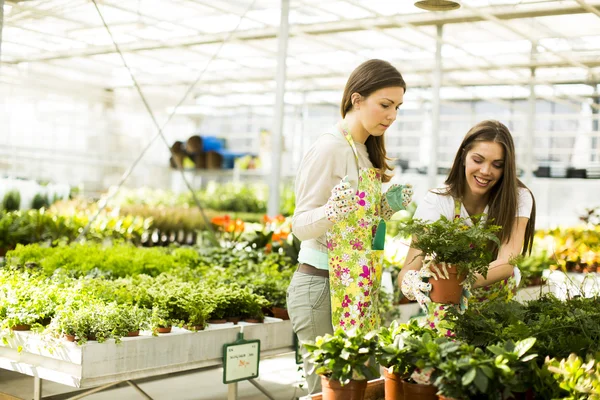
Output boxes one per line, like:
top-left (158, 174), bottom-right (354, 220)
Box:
top-left (462, 368), bottom-right (476, 386)
top-left (473, 369), bottom-right (488, 392)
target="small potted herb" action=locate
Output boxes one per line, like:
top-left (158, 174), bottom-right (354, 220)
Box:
top-left (304, 328), bottom-right (377, 400)
top-left (398, 215), bottom-right (501, 304)
top-left (375, 320), bottom-right (433, 400)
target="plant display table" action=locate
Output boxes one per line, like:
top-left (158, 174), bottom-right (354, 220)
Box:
top-left (0, 318), bottom-right (293, 399)
top-left (543, 269), bottom-right (600, 299)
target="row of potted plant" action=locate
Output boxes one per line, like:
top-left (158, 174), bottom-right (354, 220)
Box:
top-left (304, 320), bottom-right (537, 400)
top-left (0, 208), bottom-right (151, 254)
top-left (105, 182), bottom-right (295, 216)
top-left (305, 312), bottom-right (600, 400)
top-left (0, 269), bottom-right (272, 345)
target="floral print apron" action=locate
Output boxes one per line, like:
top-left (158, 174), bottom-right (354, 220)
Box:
top-left (425, 198), bottom-right (519, 335)
top-left (327, 123), bottom-right (384, 332)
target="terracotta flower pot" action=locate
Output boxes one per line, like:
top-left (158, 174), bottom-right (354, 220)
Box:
top-left (438, 396), bottom-right (458, 400)
top-left (126, 330), bottom-right (140, 337)
top-left (242, 318), bottom-right (263, 323)
top-left (383, 368), bottom-right (404, 400)
top-left (208, 319), bottom-right (228, 324)
top-left (226, 316), bottom-right (241, 324)
top-left (429, 264), bottom-right (465, 305)
top-left (321, 376), bottom-right (367, 400)
top-left (272, 307), bottom-right (290, 320)
top-left (183, 324), bottom-right (204, 331)
top-left (402, 381), bottom-right (438, 400)
top-left (64, 334), bottom-right (76, 342)
top-left (10, 324), bottom-right (31, 331)
top-left (157, 326), bottom-right (172, 333)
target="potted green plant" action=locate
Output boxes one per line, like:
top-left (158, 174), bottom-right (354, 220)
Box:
top-left (402, 331), bottom-right (451, 400)
top-left (113, 305), bottom-right (151, 338)
top-left (376, 320), bottom-right (434, 400)
top-left (180, 291), bottom-right (211, 331)
top-left (398, 215), bottom-right (501, 304)
top-left (304, 328), bottom-right (378, 400)
top-left (2, 190), bottom-right (21, 212)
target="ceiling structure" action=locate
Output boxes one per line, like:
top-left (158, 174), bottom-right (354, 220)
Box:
top-left (2, 0), bottom-right (600, 111)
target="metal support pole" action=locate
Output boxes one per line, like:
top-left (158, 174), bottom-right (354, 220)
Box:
top-left (0, 0), bottom-right (4, 65)
top-left (33, 376), bottom-right (42, 400)
top-left (524, 42), bottom-right (537, 185)
top-left (267, 0), bottom-right (290, 217)
top-left (248, 379), bottom-right (277, 400)
top-left (67, 381), bottom-right (123, 400)
top-left (126, 380), bottom-right (154, 400)
top-left (428, 24), bottom-right (443, 189)
top-left (227, 382), bottom-right (238, 400)
top-left (593, 84), bottom-right (599, 162)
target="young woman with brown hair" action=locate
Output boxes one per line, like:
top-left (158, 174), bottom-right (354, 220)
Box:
top-left (399, 120), bottom-right (536, 330)
top-left (287, 59), bottom-right (413, 393)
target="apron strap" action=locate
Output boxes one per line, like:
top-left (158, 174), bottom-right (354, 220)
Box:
top-left (454, 198), bottom-right (488, 225)
top-left (454, 198), bottom-right (461, 220)
top-left (338, 122), bottom-right (361, 179)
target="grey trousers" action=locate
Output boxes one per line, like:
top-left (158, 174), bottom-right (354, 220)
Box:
top-left (286, 271), bottom-right (333, 394)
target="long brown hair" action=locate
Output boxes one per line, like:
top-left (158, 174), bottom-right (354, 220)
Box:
top-left (444, 120), bottom-right (536, 255)
top-left (340, 59), bottom-right (406, 183)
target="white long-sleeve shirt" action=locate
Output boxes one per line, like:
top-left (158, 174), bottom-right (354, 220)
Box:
top-left (292, 127), bottom-right (373, 265)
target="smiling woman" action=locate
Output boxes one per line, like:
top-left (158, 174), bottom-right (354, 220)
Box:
top-left (398, 120), bottom-right (537, 332)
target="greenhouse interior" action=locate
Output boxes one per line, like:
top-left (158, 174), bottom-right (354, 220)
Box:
top-left (1, 0), bottom-right (600, 399)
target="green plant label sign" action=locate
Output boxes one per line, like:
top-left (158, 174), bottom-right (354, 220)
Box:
top-left (223, 338), bottom-right (261, 384)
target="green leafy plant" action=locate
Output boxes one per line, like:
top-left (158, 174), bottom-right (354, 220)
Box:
top-left (433, 337), bottom-right (537, 399)
top-left (2, 190), bottom-right (21, 212)
top-left (31, 193), bottom-right (50, 210)
top-left (303, 328), bottom-right (378, 385)
top-left (546, 353), bottom-right (600, 399)
top-left (397, 215), bottom-right (501, 286)
top-left (375, 319), bottom-right (434, 377)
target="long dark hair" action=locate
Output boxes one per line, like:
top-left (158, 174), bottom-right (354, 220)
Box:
top-left (340, 59), bottom-right (406, 183)
top-left (444, 120), bottom-right (536, 255)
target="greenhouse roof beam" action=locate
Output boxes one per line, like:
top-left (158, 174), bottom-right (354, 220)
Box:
top-left (5, 3), bottom-right (599, 64)
top-left (461, 2), bottom-right (590, 71)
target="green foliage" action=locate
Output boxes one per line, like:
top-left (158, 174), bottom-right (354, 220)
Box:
top-left (375, 319), bottom-right (434, 376)
top-left (2, 190), bottom-right (21, 212)
top-left (303, 328), bottom-right (378, 385)
top-left (433, 337), bottom-right (537, 399)
top-left (448, 296), bottom-right (600, 398)
top-left (546, 354), bottom-right (600, 399)
top-left (397, 215), bottom-right (501, 286)
top-left (0, 209), bottom-right (150, 250)
top-left (31, 193), bottom-right (51, 210)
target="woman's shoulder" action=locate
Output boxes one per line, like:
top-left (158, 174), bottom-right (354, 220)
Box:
top-left (517, 186), bottom-right (533, 199)
top-left (307, 130), bottom-right (352, 157)
top-left (425, 187), bottom-right (453, 202)
top-left (516, 186), bottom-right (534, 217)
top-left (413, 187), bottom-right (454, 221)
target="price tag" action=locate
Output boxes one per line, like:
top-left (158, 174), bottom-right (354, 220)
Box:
top-left (223, 333), bottom-right (261, 384)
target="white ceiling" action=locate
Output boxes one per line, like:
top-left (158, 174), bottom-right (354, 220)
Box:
top-left (2, 0), bottom-right (600, 109)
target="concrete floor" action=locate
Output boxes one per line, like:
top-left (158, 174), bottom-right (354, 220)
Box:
top-left (0, 353), bottom-right (308, 400)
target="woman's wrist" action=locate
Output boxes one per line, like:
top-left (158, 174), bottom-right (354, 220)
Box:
top-left (473, 262), bottom-right (513, 288)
